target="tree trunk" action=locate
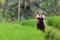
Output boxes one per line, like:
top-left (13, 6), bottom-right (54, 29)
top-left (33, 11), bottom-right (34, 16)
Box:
top-left (18, 0), bottom-right (20, 21)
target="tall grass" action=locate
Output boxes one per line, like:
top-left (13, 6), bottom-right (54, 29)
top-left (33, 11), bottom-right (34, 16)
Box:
top-left (0, 22), bottom-right (44, 40)
top-left (20, 19), bottom-right (36, 27)
top-left (46, 16), bottom-right (60, 29)
top-left (45, 25), bottom-right (60, 40)
top-left (20, 19), bottom-right (60, 40)
top-left (0, 17), bottom-right (60, 40)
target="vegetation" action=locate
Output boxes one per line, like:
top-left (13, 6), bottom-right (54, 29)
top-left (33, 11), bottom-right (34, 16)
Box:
top-left (0, 17), bottom-right (60, 40)
top-left (20, 19), bottom-right (36, 27)
top-left (46, 16), bottom-right (60, 29)
top-left (0, 0), bottom-right (60, 21)
top-left (0, 22), bottom-right (44, 40)
top-left (0, 0), bottom-right (60, 40)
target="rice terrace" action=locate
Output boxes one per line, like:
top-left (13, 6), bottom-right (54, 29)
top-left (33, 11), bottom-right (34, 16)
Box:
top-left (0, 0), bottom-right (60, 40)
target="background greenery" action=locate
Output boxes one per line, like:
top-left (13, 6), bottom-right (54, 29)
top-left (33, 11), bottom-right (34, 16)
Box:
top-left (0, 0), bottom-right (60, 40)
top-left (0, 0), bottom-right (60, 21)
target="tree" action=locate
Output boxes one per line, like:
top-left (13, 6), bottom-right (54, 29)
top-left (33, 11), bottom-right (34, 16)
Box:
top-left (20, 0), bottom-right (41, 19)
top-left (41, 0), bottom-right (58, 16)
top-left (51, 0), bottom-right (58, 16)
top-left (18, 0), bottom-right (20, 21)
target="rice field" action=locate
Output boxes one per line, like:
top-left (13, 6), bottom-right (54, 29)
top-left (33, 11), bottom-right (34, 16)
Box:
top-left (0, 16), bottom-right (60, 40)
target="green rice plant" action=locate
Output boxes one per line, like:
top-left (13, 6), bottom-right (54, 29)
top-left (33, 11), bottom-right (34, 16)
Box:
top-left (45, 25), bottom-right (60, 40)
top-left (0, 19), bottom-right (60, 40)
top-left (46, 16), bottom-right (60, 29)
top-left (0, 22), bottom-right (44, 40)
top-left (20, 19), bottom-right (36, 27)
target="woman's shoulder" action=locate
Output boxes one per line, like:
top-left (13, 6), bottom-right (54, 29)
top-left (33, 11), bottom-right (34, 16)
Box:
top-left (42, 15), bottom-right (45, 18)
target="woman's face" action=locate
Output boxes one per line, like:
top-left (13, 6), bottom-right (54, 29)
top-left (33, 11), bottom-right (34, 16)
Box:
top-left (39, 10), bottom-right (42, 15)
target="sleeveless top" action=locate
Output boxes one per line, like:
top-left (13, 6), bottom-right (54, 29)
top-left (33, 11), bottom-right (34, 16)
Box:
top-left (36, 15), bottom-right (44, 24)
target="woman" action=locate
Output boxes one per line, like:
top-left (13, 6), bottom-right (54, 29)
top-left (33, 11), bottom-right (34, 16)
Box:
top-left (36, 10), bottom-right (45, 32)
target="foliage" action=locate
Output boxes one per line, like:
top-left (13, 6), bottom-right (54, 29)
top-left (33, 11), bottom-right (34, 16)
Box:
top-left (45, 25), bottom-right (60, 40)
top-left (41, 0), bottom-right (59, 16)
top-left (0, 0), bottom-right (5, 4)
top-left (0, 22), bottom-right (44, 40)
top-left (46, 16), bottom-right (60, 29)
top-left (20, 19), bottom-right (36, 27)
top-left (0, 17), bottom-right (60, 40)
top-left (20, 18), bottom-right (60, 40)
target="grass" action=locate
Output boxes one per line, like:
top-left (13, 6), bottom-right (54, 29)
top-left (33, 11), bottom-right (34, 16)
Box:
top-left (46, 16), bottom-right (60, 29)
top-left (20, 18), bottom-right (60, 40)
top-left (20, 19), bottom-right (36, 27)
top-left (0, 22), bottom-right (44, 40)
top-left (45, 25), bottom-right (60, 40)
top-left (0, 16), bottom-right (60, 40)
